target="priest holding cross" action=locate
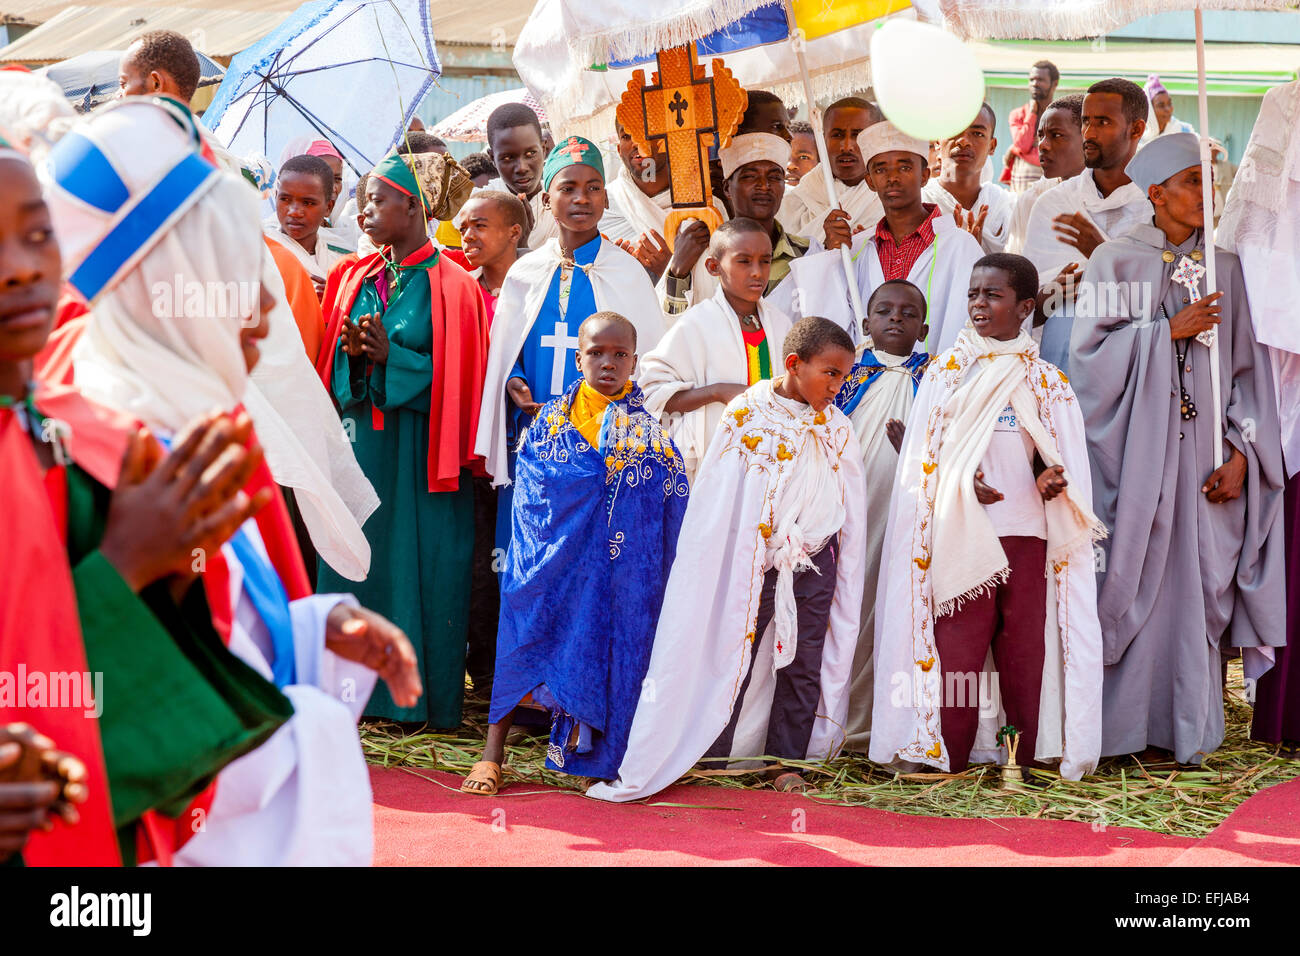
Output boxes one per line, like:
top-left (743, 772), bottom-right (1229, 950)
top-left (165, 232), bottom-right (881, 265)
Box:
top-left (1069, 133), bottom-right (1286, 768)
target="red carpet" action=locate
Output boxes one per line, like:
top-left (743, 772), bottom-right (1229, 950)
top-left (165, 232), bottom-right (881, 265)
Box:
top-left (1169, 777), bottom-right (1300, 867)
top-left (370, 767), bottom-right (1203, 866)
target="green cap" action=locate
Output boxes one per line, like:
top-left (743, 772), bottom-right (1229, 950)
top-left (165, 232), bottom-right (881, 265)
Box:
top-left (542, 135), bottom-right (605, 191)
top-left (370, 152), bottom-right (420, 199)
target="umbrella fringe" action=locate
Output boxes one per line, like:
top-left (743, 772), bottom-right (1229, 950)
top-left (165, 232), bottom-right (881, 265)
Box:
top-left (937, 0), bottom-right (1295, 41)
top-left (568, 0), bottom-right (773, 68)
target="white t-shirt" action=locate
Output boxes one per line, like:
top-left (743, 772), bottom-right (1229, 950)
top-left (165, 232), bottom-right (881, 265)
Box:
top-left (980, 403), bottom-right (1047, 539)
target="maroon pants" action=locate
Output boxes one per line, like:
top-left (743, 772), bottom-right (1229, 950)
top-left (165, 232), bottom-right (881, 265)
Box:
top-left (933, 535), bottom-right (1047, 771)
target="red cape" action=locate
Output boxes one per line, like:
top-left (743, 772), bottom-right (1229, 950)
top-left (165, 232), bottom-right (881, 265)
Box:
top-left (317, 243), bottom-right (488, 492)
top-left (4, 395), bottom-right (122, 866)
top-left (440, 249), bottom-right (499, 329)
top-left (28, 383), bottom-right (310, 864)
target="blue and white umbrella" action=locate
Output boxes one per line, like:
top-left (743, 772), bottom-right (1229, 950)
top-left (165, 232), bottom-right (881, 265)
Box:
top-left (204, 0), bottom-right (440, 175)
top-left (41, 49), bottom-right (225, 113)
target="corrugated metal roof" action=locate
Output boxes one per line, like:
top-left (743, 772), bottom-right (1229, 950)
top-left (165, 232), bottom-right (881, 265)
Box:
top-left (0, 6), bottom-right (295, 60)
top-left (0, 0), bottom-right (537, 61)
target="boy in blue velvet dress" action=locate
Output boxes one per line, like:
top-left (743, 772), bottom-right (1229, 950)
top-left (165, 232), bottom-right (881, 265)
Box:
top-left (462, 312), bottom-right (689, 794)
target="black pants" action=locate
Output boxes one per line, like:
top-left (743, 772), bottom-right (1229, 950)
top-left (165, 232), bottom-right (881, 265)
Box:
top-left (706, 535), bottom-right (839, 763)
top-left (465, 476), bottom-right (500, 692)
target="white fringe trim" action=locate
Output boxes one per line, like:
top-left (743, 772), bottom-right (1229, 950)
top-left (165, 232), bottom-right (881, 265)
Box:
top-left (933, 564), bottom-right (1011, 619)
top-left (937, 0), bottom-right (1293, 41)
top-left (568, 0), bottom-right (772, 68)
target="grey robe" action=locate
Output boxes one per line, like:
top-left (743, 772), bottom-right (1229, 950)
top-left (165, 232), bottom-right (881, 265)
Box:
top-left (1070, 223), bottom-right (1286, 764)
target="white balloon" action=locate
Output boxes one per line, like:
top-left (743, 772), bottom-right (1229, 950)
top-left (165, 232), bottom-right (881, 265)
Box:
top-left (870, 19), bottom-right (986, 142)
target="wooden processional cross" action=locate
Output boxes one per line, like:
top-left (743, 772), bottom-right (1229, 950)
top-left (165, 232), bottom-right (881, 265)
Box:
top-left (616, 44), bottom-right (747, 249)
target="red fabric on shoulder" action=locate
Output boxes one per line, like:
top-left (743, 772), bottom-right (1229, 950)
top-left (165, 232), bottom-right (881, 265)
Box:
top-left (33, 288), bottom-right (91, 386)
top-left (5, 409), bottom-right (121, 866)
top-left (427, 256), bottom-right (489, 486)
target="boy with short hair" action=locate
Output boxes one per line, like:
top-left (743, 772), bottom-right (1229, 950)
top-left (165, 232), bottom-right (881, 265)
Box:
top-left (461, 312), bottom-right (689, 794)
top-left (778, 97), bottom-right (884, 245)
top-left (444, 189), bottom-right (529, 693)
top-left (785, 121), bottom-right (817, 187)
top-left (789, 122), bottom-right (983, 352)
top-left (475, 136), bottom-right (666, 500)
top-left (264, 154), bottom-right (350, 296)
top-left (923, 103), bottom-right (1015, 254)
top-left (833, 279), bottom-right (930, 750)
top-left (449, 191), bottom-right (528, 327)
top-left (871, 253), bottom-right (1105, 780)
top-left (590, 317), bottom-right (868, 801)
top-left (639, 217), bottom-right (793, 481)
top-left (484, 103), bottom-right (556, 249)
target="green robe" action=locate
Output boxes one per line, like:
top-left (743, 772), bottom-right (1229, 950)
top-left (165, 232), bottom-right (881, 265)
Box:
top-left (63, 463), bottom-right (292, 864)
top-left (318, 259), bottom-right (473, 727)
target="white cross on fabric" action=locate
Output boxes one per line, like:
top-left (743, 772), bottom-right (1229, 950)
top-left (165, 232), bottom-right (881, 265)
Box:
top-left (540, 321), bottom-right (580, 395)
top-left (1172, 254), bottom-right (1216, 348)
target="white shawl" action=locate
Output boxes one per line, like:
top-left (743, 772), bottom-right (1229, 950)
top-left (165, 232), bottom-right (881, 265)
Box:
top-left (869, 329), bottom-right (1105, 779)
top-left (777, 162), bottom-right (883, 242)
top-left (1006, 175), bottom-right (1060, 255)
top-left (638, 286), bottom-right (792, 481)
top-left (71, 172), bottom-right (377, 580)
top-left (262, 217), bottom-right (350, 281)
top-left (1020, 169), bottom-right (1153, 279)
top-left (588, 379), bottom-right (866, 802)
top-left (1218, 80), bottom-right (1300, 476)
top-left (474, 236), bottom-right (667, 485)
top-left (922, 179), bottom-right (1016, 254)
top-left (843, 349), bottom-right (920, 750)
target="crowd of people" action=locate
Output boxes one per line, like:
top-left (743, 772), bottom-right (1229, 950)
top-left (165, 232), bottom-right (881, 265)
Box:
top-left (2, 28), bottom-right (1298, 866)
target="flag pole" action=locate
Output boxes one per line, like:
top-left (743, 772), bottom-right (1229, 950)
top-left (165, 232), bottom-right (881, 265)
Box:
top-left (1195, 2), bottom-right (1224, 468)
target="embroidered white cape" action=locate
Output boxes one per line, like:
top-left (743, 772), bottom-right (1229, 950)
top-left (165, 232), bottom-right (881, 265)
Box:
top-left (868, 331), bottom-right (1105, 780)
top-left (588, 379), bottom-right (866, 802)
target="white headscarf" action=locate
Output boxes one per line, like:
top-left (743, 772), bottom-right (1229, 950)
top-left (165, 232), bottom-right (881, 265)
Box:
top-left (70, 169), bottom-right (378, 580)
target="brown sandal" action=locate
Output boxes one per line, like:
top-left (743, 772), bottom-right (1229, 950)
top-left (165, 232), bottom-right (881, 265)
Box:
top-left (461, 761), bottom-right (503, 795)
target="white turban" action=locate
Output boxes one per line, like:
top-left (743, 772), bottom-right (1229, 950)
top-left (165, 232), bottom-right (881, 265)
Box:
top-left (857, 121), bottom-right (928, 166)
top-left (42, 99), bottom-right (378, 580)
top-left (719, 131), bottom-right (792, 179)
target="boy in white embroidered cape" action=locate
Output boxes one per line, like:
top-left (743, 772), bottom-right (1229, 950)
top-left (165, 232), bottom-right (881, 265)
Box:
top-left (589, 318), bottom-right (867, 801)
top-left (832, 279), bottom-right (931, 751)
top-left (639, 218), bottom-right (793, 482)
top-left (870, 254), bottom-right (1105, 780)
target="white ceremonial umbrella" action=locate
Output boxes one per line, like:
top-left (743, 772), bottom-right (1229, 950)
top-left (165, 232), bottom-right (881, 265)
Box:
top-left (431, 87), bottom-right (548, 142)
top-left (927, 0), bottom-right (1299, 468)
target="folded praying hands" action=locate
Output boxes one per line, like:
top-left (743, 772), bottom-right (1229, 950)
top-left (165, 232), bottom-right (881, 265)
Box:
top-left (341, 313), bottom-right (389, 364)
top-left (99, 410), bottom-right (271, 595)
